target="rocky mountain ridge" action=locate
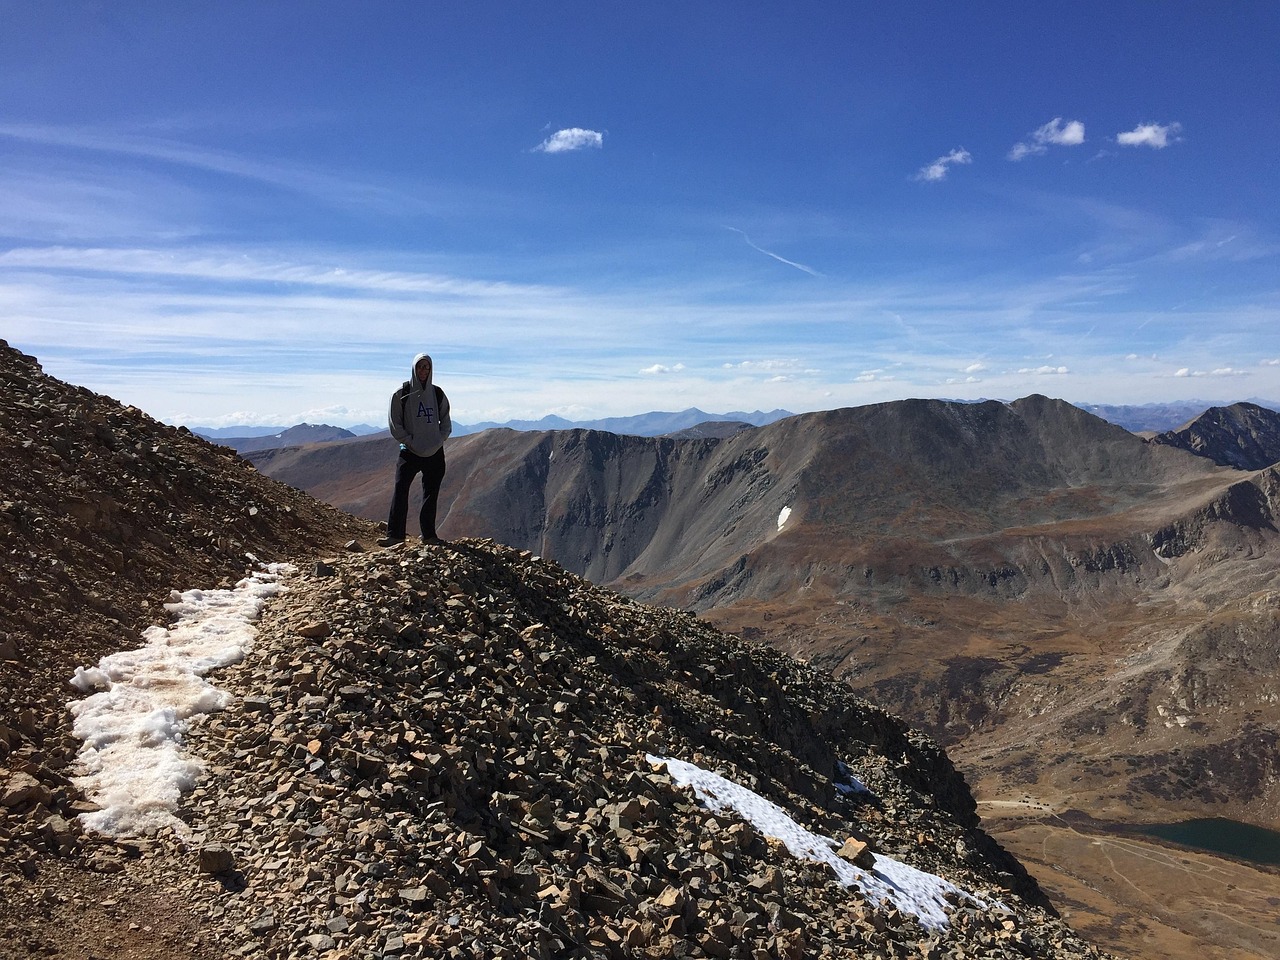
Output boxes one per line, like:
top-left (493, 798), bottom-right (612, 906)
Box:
top-left (0, 342), bottom-right (368, 721)
top-left (1149, 401), bottom-right (1280, 471)
top-left (1078, 399), bottom-right (1280, 433)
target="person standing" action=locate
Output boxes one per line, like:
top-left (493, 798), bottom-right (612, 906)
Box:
top-left (380, 352), bottom-right (452, 546)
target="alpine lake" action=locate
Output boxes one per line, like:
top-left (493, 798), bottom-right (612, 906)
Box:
top-left (1136, 816), bottom-right (1280, 866)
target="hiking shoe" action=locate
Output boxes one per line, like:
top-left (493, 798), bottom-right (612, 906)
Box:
top-left (376, 536), bottom-right (404, 547)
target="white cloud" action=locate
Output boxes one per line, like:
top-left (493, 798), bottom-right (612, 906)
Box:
top-left (533, 128), bottom-right (604, 154)
top-left (855, 369), bottom-right (896, 383)
top-left (915, 148), bottom-right (971, 182)
top-left (1263, 359), bottom-right (1280, 367)
top-left (724, 359), bottom-right (804, 372)
top-left (964, 362), bottom-right (986, 374)
top-left (1018, 365), bottom-right (1069, 375)
top-left (1117, 122), bottom-right (1182, 149)
top-left (639, 362), bottom-right (685, 375)
top-left (1172, 366), bottom-right (1246, 379)
top-left (1008, 118), bottom-right (1086, 161)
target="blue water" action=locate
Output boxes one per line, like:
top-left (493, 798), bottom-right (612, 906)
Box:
top-left (1139, 818), bottom-right (1280, 866)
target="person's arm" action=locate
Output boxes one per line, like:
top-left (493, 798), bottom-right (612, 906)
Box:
top-left (388, 388), bottom-right (410, 445)
top-left (438, 389), bottom-right (452, 441)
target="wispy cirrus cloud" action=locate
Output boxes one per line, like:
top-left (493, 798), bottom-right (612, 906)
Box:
top-left (1008, 117), bottom-right (1085, 161)
top-left (0, 121), bottom-right (437, 216)
top-left (532, 127), bottom-right (604, 153)
top-left (914, 148), bottom-right (972, 183)
top-left (724, 227), bottom-right (821, 277)
top-left (0, 245), bottom-right (562, 299)
top-left (1117, 122), bottom-right (1182, 149)
top-left (723, 359), bottom-right (807, 373)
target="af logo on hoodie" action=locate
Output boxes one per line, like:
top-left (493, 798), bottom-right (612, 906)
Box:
top-left (388, 352), bottom-right (452, 457)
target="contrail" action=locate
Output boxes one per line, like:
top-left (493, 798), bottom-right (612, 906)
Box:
top-left (725, 227), bottom-right (822, 277)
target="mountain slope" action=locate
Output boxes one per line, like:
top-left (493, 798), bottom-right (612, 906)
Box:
top-left (427, 397), bottom-right (1230, 608)
top-left (1149, 401), bottom-right (1280, 470)
top-left (0, 341), bottom-right (370, 719)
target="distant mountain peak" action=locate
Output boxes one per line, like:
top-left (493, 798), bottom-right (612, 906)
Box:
top-left (1150, 401), bottom-right (1280, 470)
top-left (198, 422), bottom-right (357, 454)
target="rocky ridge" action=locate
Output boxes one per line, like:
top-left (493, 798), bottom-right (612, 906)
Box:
top-left (1149, 401), bottom-right (1280, 471)
top-left (0, 339), bottom-right (370, 955)
top-left (30, 539), bottom-right (1112, 959)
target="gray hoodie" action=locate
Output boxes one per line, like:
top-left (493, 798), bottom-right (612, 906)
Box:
top-left (388, 352), bottom-right (452, 456)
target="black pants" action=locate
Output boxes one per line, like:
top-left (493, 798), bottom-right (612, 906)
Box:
top-left (387, 448), bottom-right (446, 540)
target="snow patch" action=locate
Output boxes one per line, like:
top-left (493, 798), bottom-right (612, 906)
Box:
top-left (68, 563), bottom-right (294, 838)
top-left (777, 505), bottom-right (792, 530)
top-left (649, 755), bottom-right (992, 930)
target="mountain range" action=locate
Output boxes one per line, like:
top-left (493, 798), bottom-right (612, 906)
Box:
top-left (8, 332), bottom-right (1280, 958)
top-left (247, 393), bottom-right (1280, 959)
top-left (194, 399), bottom-right (1280, 455)
top-left (0, 345), bottom-right (1136, 957)
top-left (195, 408), bottom-right (794, 453)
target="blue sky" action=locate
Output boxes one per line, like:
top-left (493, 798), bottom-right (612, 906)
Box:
top-left (3, 2), bottom-right (1278, 427)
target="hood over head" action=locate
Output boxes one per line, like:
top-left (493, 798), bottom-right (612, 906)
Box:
top-left (411, 352), bottom-right (434, 386)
